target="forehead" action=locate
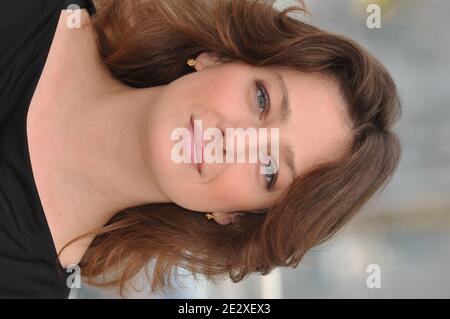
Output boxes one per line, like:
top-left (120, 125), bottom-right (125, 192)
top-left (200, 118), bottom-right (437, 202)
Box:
top-left (272, 67), bottom-right (353, 177)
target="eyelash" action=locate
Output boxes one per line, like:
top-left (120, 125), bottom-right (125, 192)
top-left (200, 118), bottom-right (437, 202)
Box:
top-left (262, 156), bottom-right (278, 191)
top-left (255, 81), bottom-right (277, 191)
top-left (255, 80), bottom-right (270, 118)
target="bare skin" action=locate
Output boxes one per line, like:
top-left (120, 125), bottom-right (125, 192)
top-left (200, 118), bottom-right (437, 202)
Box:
top-left (27, 8), bottom-right (352, 267)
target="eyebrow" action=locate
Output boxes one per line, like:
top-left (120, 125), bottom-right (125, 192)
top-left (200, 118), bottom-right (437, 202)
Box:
top-left (272, 69), bottom-right (292, 125)
top-left (270, 69), bottom-right (296, 181)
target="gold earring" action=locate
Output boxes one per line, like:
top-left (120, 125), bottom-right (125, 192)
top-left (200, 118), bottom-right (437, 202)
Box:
top-left (205, 212), bottom-right (215, 220)
top-left (187, 58), bottom-right (197, 68)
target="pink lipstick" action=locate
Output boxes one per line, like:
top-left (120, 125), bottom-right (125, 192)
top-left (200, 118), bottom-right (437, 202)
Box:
top-left (188, 115), bottom-right (203, 174)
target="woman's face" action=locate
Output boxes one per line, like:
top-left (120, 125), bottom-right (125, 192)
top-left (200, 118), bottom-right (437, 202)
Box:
top-left (146, 52), bottom-right (352, 224)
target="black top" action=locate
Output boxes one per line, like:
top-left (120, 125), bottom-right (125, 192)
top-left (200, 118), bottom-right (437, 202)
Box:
top-left (0, 0), bottom-right (96, 298)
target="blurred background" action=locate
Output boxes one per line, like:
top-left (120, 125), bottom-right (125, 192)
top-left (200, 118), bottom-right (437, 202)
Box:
top-left (72, 0), bottom-right (450, 298)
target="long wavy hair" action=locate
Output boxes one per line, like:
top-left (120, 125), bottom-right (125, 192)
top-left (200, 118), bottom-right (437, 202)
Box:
top-left (59, 0), bottom-right (402, 296)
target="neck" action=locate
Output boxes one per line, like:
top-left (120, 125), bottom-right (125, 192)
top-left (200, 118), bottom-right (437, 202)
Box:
top-left (36, 9), bottom-right (169, 266)
top-left (52, 83), bottom-right (169, 224)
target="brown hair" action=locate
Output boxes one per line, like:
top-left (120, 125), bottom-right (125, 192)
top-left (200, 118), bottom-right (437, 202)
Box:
top-left (60, 0), bottom-right (402, 296)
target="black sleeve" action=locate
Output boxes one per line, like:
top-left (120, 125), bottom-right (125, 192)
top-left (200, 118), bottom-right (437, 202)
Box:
top-left (0, 0), bottom-right (74, 298)
top-left (63, 0), bottom-right (97, 15)
top-left (0, 0), bottom-right (62, 117)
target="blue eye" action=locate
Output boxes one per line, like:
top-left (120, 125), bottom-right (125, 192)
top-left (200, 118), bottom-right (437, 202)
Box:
top-left (255, 81), bottom-right (270, 118)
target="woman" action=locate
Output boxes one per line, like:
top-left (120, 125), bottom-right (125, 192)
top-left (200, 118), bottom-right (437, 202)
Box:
top-left (0, 0), bottom-right (402, 298)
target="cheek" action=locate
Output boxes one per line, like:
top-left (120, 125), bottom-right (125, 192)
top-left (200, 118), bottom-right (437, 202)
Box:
top-left (205, 164), bottom-right (264, 210)
top-left (211, 175), bottom-right (249, 202)
top-left (200, 73), bottom-right (249, 115)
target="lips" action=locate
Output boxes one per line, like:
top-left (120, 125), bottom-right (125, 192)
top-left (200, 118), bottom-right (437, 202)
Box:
top-left (189, 115), bottom-right (203, 173)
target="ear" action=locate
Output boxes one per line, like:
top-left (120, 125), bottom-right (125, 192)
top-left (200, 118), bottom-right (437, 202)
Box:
top-left (211, 212), bottom-right (241, 225)
top-left (194, 52), bottom-right (222, 72)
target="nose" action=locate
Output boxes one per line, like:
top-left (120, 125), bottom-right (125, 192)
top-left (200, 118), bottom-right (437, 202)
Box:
top-left (219, 127), bottom-right (268, 164)
top-left (217, 116), bottom-right (276, 162)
